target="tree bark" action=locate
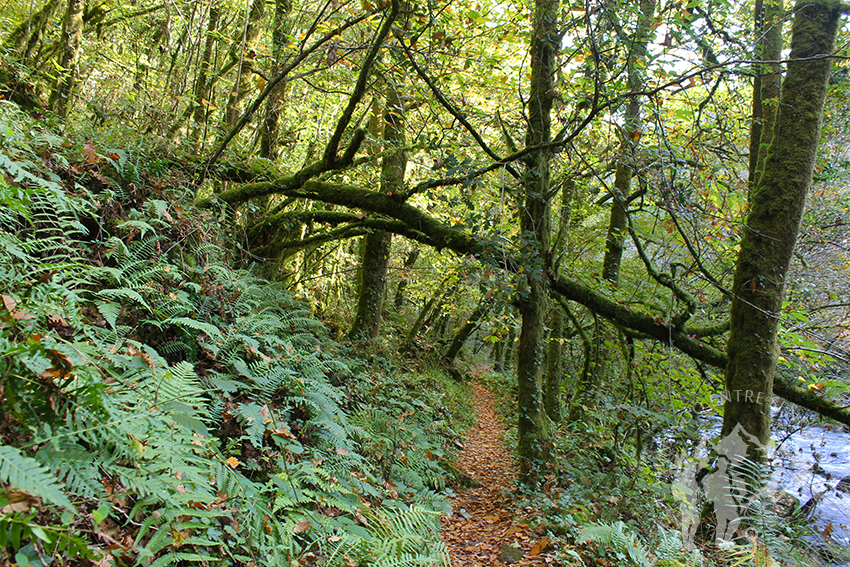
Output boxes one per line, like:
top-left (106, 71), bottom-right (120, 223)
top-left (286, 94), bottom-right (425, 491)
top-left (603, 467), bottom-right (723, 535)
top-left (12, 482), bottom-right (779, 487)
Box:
top-left (49, 0), bottom-right (84, 118)
top-left (4, 0), bottom-right (64, 63)
top-left (515, 0), bottom-right (559, 485)
top-left (444, 297), bottom-right (491, 366)
top-left (584, 0), bottom-right (654, 421)
top-left (722, 0), bottom-right (843, 463)
top-left (223, 0), bottom-right (266, 129)
top-left (544, 178), bottom-right (575, 422)
top-left (748, 0), bottom-right (783, 188)
top-left (393, 248), bottom-right (419, 310)
top-left (190, 4), bottom-right (221, 143)
top-left (348, 84), bottom-right (407, 339)
top-left (260, 0), bottom-right (293, 160)
top-left (544, 309), bottom-right (564, 422)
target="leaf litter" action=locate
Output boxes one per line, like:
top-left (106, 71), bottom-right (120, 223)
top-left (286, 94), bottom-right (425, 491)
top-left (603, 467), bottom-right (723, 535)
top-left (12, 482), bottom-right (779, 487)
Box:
top-left (441, 383), bottom-right (555, 566)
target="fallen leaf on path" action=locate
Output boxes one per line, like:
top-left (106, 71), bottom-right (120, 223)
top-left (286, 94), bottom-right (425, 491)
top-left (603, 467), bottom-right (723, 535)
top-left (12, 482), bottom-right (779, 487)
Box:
top-left (529, 536), bottom-right (549, 555)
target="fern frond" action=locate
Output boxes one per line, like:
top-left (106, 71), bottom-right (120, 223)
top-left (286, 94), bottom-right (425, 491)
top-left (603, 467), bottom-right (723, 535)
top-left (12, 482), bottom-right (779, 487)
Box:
top-left (35, 443), bottom-right (105, 499)
top-left (0, 445), bottom-right (75, 510)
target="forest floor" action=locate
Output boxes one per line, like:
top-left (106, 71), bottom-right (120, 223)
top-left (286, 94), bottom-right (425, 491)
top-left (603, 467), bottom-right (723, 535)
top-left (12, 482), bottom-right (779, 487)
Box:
top-left (441, 382), bottom-right (559, 566)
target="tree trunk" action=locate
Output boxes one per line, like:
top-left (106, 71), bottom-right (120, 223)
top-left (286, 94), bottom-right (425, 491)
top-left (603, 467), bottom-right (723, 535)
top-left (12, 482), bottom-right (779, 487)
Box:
top-left (493, 336), bottom-right (504, 371)
top-left (582, 0), bottom-right (654, 422)
top-left (224, 0), bottom-right (266, 129)
top-left (722, 0), bottom-right (843, 463)
top-left (49, 0), bottom-right (84, 118)
top-left (260, 0), bottom-right (293, 160)
top-left (748, 0), bottom-right (783, 188)
top-left (405, 296), bottom-right (437, 347)
top-left (5, 0), bottom-right (64, 63)
top-left (444, 297), bottom-right (491, 366)
top-left (544, 309), bottom-right (564, 422)
top-left (348, 86), bottom-right (407, 339)
top-left (393, 248), bottom-right (419, 310)
top-left (190, 4), bottom-right (220, 143)
top-left (544, 178), bottom-right (575, 423)
top-left (516, 0), bottom-right (558, 485)
top-left (601, 0), bottom-right (655, 270)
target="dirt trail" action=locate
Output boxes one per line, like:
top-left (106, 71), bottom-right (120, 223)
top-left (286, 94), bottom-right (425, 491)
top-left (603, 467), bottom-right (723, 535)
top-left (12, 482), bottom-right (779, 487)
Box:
top-left (441, 383), bottom-right (555, 566)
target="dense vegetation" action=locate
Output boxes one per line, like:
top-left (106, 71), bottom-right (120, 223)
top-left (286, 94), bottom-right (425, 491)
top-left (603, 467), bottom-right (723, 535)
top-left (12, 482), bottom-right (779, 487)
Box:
top-left (2, 0), bottom-right (850, 565)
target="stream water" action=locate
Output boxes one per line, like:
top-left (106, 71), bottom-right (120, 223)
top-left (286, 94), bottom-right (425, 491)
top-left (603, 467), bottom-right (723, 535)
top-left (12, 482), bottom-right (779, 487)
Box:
top-left (693, 410), bottom-right (850, 563)
top-left (769, 422), bottom-right (850, 563)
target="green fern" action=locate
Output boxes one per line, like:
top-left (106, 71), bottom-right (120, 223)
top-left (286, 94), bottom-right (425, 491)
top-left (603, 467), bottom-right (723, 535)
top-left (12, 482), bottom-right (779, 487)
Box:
top-left (0, 445), bottom-right (75, 511)
top-left (578, 521), bottom-right (654, 567)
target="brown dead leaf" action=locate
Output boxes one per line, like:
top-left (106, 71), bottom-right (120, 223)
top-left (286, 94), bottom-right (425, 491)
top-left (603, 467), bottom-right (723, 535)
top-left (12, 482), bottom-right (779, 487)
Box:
top-left (294, 519), bottom-right (311, 533)
top-left (529, 536), bottom-right (549, 555)
top-left (0, 490), bottom-right (40, 514)
top-left (259, 404), bottom-right (273, 423)
top-left (83, 140), bottom-right (99, 164)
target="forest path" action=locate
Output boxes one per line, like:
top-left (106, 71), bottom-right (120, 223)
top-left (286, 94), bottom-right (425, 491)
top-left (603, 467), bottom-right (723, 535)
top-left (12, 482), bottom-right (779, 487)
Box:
top-left (441, 382), bottom-right (556, 566)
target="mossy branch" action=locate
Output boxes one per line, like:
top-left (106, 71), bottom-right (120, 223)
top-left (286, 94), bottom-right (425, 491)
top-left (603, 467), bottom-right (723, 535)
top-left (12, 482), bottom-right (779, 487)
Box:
top-left (209, 175), bottom-right (850, 426)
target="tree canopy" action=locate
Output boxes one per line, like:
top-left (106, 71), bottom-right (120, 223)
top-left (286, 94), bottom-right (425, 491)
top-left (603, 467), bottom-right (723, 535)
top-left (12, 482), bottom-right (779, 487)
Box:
top-left (3, 0), bottom-right (850, 562)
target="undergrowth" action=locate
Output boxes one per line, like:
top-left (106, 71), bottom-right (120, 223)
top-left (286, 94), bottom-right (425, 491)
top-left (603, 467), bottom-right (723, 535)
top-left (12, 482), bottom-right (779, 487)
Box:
top-left (477, 369), bottom-right (830, 567)
top-left (0, 100), bottom-right (464, 567)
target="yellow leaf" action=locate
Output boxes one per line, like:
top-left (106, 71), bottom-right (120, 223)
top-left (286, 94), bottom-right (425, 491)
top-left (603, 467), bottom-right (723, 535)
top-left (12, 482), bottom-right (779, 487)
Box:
top-left (226, 456), bottom-right (240, 468)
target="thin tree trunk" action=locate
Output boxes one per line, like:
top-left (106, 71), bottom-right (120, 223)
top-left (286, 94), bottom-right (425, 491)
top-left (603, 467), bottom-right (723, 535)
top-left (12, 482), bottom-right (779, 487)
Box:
top-left (393, 248), bottom-right (419, 310)
top-left (49, 0), bottom-right (84, 118)
top-left (544, 178), bottom-right (575, 423)
top-left (405, 296), bottom-right (437, 347)
top-left (544, 309), bottom-right (564, 422)
top-left (224, 0), bottom-right (266, 129)
top-left (748, 0), bottom-right (783, 188)
top-left (723, 0), bottom-right (842, 463)
top-left (580, 0), bottom-right (654, 423)
top-left (191, 4), bottom-right (220, 142)
top-left (493, 336), bottom-right (504, 371)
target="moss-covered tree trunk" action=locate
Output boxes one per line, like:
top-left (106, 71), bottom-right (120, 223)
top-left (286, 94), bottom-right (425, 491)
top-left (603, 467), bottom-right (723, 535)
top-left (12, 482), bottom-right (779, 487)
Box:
top-left (748, 0), bottom-right (783, 188)
top-left (544, 309), bottom-right (564, 422)
top-left (260, 0), bottom-right (293, 160)
top-left (393, 248), bottom-right (419, 310)
top-left (4, 0), bottom-right (64, 63)
top-left (348, 86), bottom-right (407, 339)
top-left (544, 179), bottom-right (575, 423)
top-left (723, 0), bottom-right (844, 462)
top-left (516, 0), bottom-right (558, 485)
top-left (224, 0), bottom-right (266, 129)
top-left (578, 0), bottom-right (654, 422)
top-left (444, 297), bottom-right (491, 366)
top-left (49, 0), bottom-right (84, 118)
top-left (189, 4), bottom-right (220, 143)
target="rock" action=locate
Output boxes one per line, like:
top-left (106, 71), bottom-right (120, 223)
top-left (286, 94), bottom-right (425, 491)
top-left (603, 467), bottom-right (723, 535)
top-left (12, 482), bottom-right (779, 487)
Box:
top-left (836, 475), bottom-right (850, 493)
top-left (497, 543), bottom-right (523, 564)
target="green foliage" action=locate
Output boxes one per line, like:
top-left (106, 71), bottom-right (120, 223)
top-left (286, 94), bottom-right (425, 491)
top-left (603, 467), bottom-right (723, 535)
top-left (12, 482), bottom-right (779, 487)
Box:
top-left (0, 103), bottom-right (458, 566)
top-left (0, 446), bottom-right (75, 511)
top-left (578, 521), bottom-right (654, 566)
